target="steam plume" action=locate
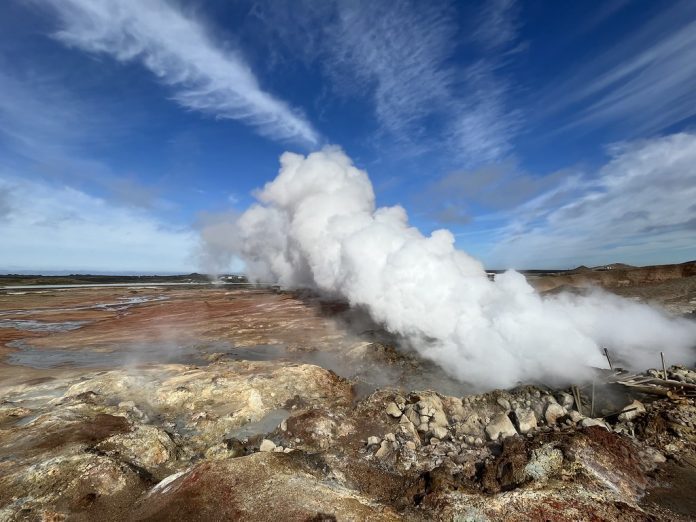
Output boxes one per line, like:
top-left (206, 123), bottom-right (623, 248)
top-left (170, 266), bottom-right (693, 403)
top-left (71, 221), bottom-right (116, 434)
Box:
top-left (229, 147), bottom-right (696, 388)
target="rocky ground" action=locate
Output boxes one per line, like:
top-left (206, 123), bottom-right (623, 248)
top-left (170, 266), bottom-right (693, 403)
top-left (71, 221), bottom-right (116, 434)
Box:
top-left (0, 284), bottom-right (695, 521)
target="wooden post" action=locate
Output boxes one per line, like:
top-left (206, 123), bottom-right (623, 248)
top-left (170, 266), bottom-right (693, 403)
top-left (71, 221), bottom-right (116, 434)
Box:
top-left (604, 347), bottom-right (613, 371)
top-left (661, 351), bottom-right (667, 381)
top-left (591, 379), bottom-right (595, 417)
top-left (573, 385), bottom-right (583, 416)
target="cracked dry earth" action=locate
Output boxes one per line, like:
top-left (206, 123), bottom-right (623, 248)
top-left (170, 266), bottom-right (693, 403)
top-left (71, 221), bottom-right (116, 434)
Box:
top-left (1, 287), bottom-right (695, 521)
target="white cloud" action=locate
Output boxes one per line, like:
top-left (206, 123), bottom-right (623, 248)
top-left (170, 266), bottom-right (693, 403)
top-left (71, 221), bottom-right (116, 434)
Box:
top-left (491, 133), bottom-right (696, 267)
top-left (0, 174), bottom-right (197, 273)
top-left (43, 0), bottom-right (319, 146)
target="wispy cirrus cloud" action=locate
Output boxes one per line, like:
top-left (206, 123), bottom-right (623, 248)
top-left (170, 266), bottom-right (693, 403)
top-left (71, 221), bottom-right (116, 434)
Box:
top-left (251, 0), bottom-right (521, 164)
top-left (326, 1), bottom-right (456, 140)
top-left (491, 133), bottom-right (696, 267)
top-left (41, 0), bottom-right (319, 147)
top-left (328, 0), bottom-right (521, 163)
top-left (542, 1), bottom-right (696, 136)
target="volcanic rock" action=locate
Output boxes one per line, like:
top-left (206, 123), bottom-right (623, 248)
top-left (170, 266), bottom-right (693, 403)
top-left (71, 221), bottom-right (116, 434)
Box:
top-left (259, 439), bottom-right (276, 452)
top-left (485, 413), bottom-right (517, 441)
top-left (544, 403), bottom-right (566, 425)
top-left (513, 408), bottom-right (537, 434)
top-left (618, 400), bottom-right (646, 422)
top-left (580, 418), bottom-right (610, 430)
top-left (385, 402), bottom-right (402, 418)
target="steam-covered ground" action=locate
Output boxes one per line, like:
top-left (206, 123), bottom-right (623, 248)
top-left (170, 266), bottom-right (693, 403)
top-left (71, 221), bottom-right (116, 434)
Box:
top-left (0, 281), bottom-right (695, 520)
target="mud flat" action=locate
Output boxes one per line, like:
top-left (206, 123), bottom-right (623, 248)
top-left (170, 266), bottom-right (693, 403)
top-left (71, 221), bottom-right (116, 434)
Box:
top-left (1, 284), bottom-right (695, 520)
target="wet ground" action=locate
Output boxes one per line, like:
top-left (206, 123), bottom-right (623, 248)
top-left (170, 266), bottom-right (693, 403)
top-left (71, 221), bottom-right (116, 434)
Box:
top-left (0, 287), bottom-right (473, 398)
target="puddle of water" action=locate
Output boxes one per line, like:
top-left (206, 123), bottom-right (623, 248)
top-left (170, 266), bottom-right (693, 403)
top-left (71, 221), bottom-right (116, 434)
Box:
top-left (0, 319), bottom-right (88, 332)
top-left (227, 408), bottom-right (290, 440)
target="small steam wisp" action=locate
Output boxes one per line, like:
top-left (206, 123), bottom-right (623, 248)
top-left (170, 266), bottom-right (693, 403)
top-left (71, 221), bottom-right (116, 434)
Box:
top-left (228, 147), bottom-right (696, 388)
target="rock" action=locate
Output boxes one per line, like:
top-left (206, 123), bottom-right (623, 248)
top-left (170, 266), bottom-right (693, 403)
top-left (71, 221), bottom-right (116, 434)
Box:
top-left (394, 395), bottom-right (406, 411)
top-left (580, 418), bottom-right (610, 430)
top-left (431, 409), bottom-right (449, 428)
top-left (366, 436), bottom-right (381, 446)
top-left (385, 402), bottom-right (402, 418)
top-left (497, 398), bottom-right (511, 411)
top-left (404, 441), bottom-right (416, 451)
top-left (259, 439), bottom-right (276, 452)
top-left (544, 403), bottom-right (565, 425)
top-left (524, 445), bottom-right (563, 481)
top-left (485, 413), bottom-right (518, 441)
top-left (456, 413), bottom-right (485, 438)
top-left (650, 449), bottom-right (666, 464)
top-left (96, 425), bottom-right (175, 472)
top-left (375, 440), bottom-right (392, 459)
top-left (416, 394), bottom-right (447, 428)
top-left (273, 446), bottom-right (285, 452)
top-left (514, 408), bottom-right (537, 434)
top-left (205, 443), bottom-right (237, 460)
top-left (405, 405), bottom-right (420, 426)
top-left (431, 425), bottom-right (449, 440)
top-left (384, 432), bottom-right (396, 442)
top-left (618, 400), bottom-right (646, 422)
top-left (557, 392), bottom-right (574, 410)
top-left (481, 437), bottom-right (528, 493)
top-left (569, 410), bottom-right (583, 423)
top-left (398, 418), bottom-right (420, 445)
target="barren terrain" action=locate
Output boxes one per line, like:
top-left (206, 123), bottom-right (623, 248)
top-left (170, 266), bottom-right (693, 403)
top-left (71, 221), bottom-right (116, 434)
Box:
top-left (0, 266), bottom-right (695, 521)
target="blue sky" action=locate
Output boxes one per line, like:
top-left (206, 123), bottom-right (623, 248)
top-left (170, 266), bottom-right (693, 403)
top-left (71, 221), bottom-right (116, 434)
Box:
top-left (0, 0), bottom-right (695, 272)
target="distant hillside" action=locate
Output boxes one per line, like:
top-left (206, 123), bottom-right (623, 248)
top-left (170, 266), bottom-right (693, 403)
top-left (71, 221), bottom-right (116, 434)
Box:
top-left (530, 260), bottom-right (696, 293)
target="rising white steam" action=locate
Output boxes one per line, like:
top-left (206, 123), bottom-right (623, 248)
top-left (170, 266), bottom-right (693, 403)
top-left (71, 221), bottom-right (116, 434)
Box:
top-left (230, 147), bottom-right (696, 388)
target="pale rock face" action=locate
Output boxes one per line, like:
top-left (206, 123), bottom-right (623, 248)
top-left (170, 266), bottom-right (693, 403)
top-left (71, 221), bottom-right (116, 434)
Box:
top-left (525, 445), bottom-right (564, 481)
top-left (259, 439), bottom-right (276, 452)
top-left (557, 392), bottom-right (575, 410)
top-left (405, 405), bottom-right (420, 426)
top-left (375, 440), bottom-right (392, 459)
top-left (514, 408), bottom-right (538, 434)
top-left (456, 413), bottom-right (485, 439)
top-left (367, 436), bottom-right (381, 446)
top-left (385, 402), bottom-right (402, 418)
top-left (618, 400), bottom-right (646, 422)
top-left (580, 418), bottom-right (610, 430)
top-left (431, 425), bottom-right (449, 440)
top-left (485, 413), bottom-right (518, 441)
top-left (544, 403), bottom-right (566, 425)
top-left (398, 419), bottom-right (421, 446)
top-left (497, 398), bottom-right (511, 411)
top-left (569, 410), bottom-right (583, 423)
top-left (96, 425), bottom-right (175, 472)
